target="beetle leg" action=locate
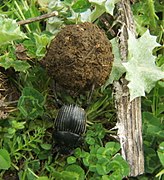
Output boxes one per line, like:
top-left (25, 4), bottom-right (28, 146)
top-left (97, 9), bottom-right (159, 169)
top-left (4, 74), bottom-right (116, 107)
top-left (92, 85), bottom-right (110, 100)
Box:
top-left (52, 80), bottom-right (63, 108)
top-left (87, 83), bottom-right (95, 105)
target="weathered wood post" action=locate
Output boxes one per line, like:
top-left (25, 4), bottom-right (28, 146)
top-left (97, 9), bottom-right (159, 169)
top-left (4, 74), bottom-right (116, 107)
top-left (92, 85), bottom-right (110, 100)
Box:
top-left (114, 0), bottom-right (145, 176)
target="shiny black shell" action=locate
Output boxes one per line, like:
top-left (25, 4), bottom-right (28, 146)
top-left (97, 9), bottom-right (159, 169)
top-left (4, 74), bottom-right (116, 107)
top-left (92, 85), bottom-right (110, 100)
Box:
top-left (53, 104), bottom-right (86, 154)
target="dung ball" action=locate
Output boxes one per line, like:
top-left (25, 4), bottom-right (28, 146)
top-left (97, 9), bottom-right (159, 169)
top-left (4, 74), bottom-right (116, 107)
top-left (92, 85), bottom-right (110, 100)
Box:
top-left (43, 22), bottom-right (114, 93)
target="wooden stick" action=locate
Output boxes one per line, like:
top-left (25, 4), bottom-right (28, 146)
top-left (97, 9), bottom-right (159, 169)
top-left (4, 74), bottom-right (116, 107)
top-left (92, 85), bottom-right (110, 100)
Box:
top-left (17, 11), bottom-right (58, 25)
top-left (114, 0), bottom-right (144, 176)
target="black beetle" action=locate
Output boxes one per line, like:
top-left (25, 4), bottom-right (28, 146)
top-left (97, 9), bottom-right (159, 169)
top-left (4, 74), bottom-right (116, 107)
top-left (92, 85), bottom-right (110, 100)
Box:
top-left (53, 104), bottom-right (86, 154)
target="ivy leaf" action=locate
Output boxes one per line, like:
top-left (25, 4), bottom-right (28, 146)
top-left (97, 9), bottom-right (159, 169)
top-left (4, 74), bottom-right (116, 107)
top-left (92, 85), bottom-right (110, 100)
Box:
top-left (0, 54), bottom-right (30, 72)
top-left (89, 0), bottom-right (120, 15)
top-left (0, 54), bottom-right (13, 69)
top-left (89, 0), bottom-right (106, 5)
top-left (103, 38), bottom-right (126, 88)
top-left (89, 0), bottom-right (120, 22)
top-left (123, 30), bottom-right (164, 101)
top-left (105, 0), bottom-right (120, 15)
top-left (89, 0), bottom-right (106, 22)
top-left (12, 60), bottom-right (31, 72)
top-left (0, 16), bottom-right (27, 45)
top-left (33, 33), bottom-right (51, 57)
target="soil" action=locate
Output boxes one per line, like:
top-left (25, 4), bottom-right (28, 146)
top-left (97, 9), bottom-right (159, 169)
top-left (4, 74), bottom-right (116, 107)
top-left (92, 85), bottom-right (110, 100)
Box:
top-left (42, 22), bottom-right (114, 93)
top-left (2, 170), bottom-right (18, 180)
top-left (0, 68), bottom-right (20, 101)
top-left (0, 69), bottom-right (20, 119)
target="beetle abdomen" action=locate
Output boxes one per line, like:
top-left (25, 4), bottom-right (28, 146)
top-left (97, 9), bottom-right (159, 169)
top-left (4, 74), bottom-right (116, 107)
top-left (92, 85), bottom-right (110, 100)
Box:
top-left (55, 104), bottom-right (86, 135)
top-left (53, 104), bottom-right (86, 154)
top-left (53, 131), bottom-right (81, 147)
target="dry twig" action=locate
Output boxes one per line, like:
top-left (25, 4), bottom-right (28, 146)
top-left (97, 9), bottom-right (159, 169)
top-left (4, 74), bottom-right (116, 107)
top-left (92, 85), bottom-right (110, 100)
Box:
top-left (17, 11), bottom-right (58, 25)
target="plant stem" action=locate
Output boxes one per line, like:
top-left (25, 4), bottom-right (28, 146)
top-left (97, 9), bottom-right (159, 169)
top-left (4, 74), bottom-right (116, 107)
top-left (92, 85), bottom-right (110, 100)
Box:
top-left (152, 85), bottom-right (158, 116)
top-left (27, 168), bottom-right (39, 178)
top-left (147, 0), bottom-right (157, 30)
top-left (14, 1), bottom-right (31, 32)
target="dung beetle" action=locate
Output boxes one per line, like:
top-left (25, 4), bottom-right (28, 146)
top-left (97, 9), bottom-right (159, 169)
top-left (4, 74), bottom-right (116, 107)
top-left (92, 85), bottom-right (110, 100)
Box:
top-left (53, 104), bottom-right (86, 154)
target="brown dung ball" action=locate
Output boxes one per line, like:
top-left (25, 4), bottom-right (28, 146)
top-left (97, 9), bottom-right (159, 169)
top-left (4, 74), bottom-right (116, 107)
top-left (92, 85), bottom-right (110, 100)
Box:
top-left (43, 22), bottom-right (113, 93)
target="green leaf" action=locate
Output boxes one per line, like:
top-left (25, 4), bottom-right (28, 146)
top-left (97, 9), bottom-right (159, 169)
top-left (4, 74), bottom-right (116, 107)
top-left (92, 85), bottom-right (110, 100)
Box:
top-left (18, 87), bottom-right (45, 119)
top-left (87, 95), bottom-right (109, 120)
top-left (0, 54), bottom-right (30, 72)
top-left (7, 128), bottom-right (16, 135)
top-left (105, 142), bottom-right (120, 156)
top-left (72, 0), bottom-right (91, 13)
top-left (156, 169), bottom-right (164, 178)
top-left (89, 0), bottom-right (106, 5)
top-left (37, 0), bottom-right (50, 8)
top-left (96, 147), bottom-right (111, 164)
top-left (85, 136), bottom-right (96, 145)
top-left (74, 148), bottom-right (82, 158)
top-left (132, 0), bottom-right (159, 35)
top-left (11, 120), bottom-right (26, 130)
top-left (144, 146), bottom-right (160, 173)
top-left (53, 165), bottom-right (85, 180)
top-left (102, 175), bottom-right (111, 180)
top-left (67, 156), bottom-right (77, 164)
top-left (0, 54), bottom-right (14, 69)
top-left (108, 154), bottom-right (130, 177)
top-left (33, 33), bottom-right (51, 57)
top-left (96, 142), bottom-right (120, 167)
top-left (22, 87), bottom-right (45, 104)
top-left (105, 0), bottom-right (120, 15)
top-left (96, 162), bottom-right (109, 175)
top-left (12, 60), bottom-right (31, 72)
top-left (89, 0), bottom-right (119, 22)
top-left (82, 152), bottom-right (90, 166)
top-left (97, 154), bottom-right (110, 165)
top-left (89, 0), bottom-right (106, 22)
top-left (158, 142), bottom-right (164, 167)
top-left (103, 38), bottom-right (126, 87)
top-left (64, 0), bottom-right (74, 4)
top-left (66, 165), bottom-right (85, 180)
top-left (143, 112), bottom-right (164, 138)
top-left (0, 15), bottom-right (27, 45)
top-left (123, 30), bottom-right (164, 101)
top-left (61, 171), bottom-right (79, 180)
top-left (37, 177), bottom-right (49, 180)
top-left (83, 153), bottom-right (98, 172)
top-left (0, 149), bottom-right (11, 170)
top-left (19, 66), bottom-right (49, 91)
top-left (40, 144), bottom-right (52, 150)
